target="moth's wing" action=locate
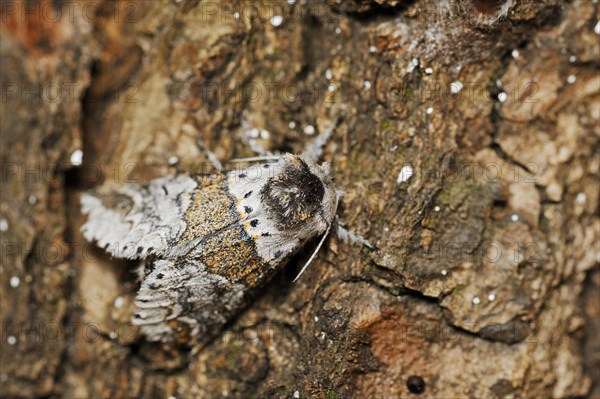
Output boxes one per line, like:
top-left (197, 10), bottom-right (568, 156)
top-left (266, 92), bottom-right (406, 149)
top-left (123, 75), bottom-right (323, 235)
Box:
top-left (132, 186), bottom-right (295, 344)
top-left (133, 258), bottom-right (250, 344)
top-left (81, 175), bottom-right (204, 259)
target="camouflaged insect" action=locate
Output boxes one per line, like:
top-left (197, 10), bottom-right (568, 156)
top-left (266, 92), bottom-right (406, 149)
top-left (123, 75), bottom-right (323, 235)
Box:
top-left (80, 118), bottom-right (370, 345)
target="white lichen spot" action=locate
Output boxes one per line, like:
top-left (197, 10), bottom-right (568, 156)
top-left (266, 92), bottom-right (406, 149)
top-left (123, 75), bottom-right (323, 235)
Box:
top-left (325, 69), bottom-right (333, 80)
top-left (488, 293), bottom-right (496, 301)
top-left (0, 218), bottom-right (8, 232)
top-left (168, 396), bottom-right (176, 399)
top-left (327, 84), bottom-right (336, 92)
top-left (114, 296), bottom-right (124, 309)
top-left (70, 149), bottom-right (83, 166)
top-left (511, 49), bottom-right (519, 58)
top-left (249, 127), bottom-right (260, 138)
top-left (450, 81), bottom-right (463, 94)
top-left (28, 195), bottom-right (37, 205)
top-left (10, 276), bottom-right (20, 288)
top-left (335, 27), bottom-right (341, 34)
top-left (510, 214), bottom-right (519, 222)
top-left (293, 391), bottom-right (300, 399)
top-left (567, 74), bottom-right (576, 84)
top-left (288, 121), bottom-right (296, 129)
top-left (496, 79), bottom-right (503, 88)
top-left (498, 92), bottom-right (508, 102)
top-left (7, 336), bottom-right (17, 346)
top-left (320, 331), bottom-right (326, 340)
top-left (441, 269), bottom-right (447, 276)
top-left (314, 316), bottom-right (319, 322)
top-left (425, 67), bottom-right (433, 75)
top-left (168, 156), bottom-right (179, 166)
top-left (363, 80), bottom-right (371, 90)
top-left (569, 55), bottom-right (577, 63)
top-left (109, 331), bottom-right (117, 340)
top-left (383, 226), bottom-right (390, 232)
top-left (287, 0), bottom-right (296, 4)
top-left (233, 11), bottom-right (240, 20)
top-left (260, 129), bottom-right (270, 140)
top-left (576, 192), bottom-right (586, 204)
top-left (426, 107), bottom-right (434, 115)
top-left (472, 296), bottom-right (481, 305)
top-left (397, 164), bottom-right (414, 184)
top-left (270, 15), bottom-right (283, 27)
top-left (369, 45), bottom-right (377, 53)
top-left (594, 21), bottom-right (600, 35)
top-left (303, 125), bottom-right (315, 135)
top-left (434, 205), bottom-right (441, 212)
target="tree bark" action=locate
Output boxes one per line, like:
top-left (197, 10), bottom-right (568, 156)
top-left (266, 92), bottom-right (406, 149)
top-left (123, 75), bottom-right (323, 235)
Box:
top-left (1, 0), bottom-right (598, 398)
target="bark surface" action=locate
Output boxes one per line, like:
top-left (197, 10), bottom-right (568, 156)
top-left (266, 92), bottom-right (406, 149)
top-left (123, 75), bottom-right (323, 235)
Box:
top-left (1, 0), bottom-right (599, 398)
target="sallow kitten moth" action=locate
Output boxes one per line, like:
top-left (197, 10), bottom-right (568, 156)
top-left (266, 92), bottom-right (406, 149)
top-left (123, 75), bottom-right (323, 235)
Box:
top-left (80, 116), bottom-right (371, 346)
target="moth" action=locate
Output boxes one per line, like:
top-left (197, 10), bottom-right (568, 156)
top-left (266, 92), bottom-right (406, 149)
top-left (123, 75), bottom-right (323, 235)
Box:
top-left (80, 117), bottom-right (370, 346)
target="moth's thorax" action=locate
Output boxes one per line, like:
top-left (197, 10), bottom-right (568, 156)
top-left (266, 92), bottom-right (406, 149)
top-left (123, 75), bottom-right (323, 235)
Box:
top-left (260, 155), bottom-right (334, 229)
top-left (226, 154), bottom-right (338, 263)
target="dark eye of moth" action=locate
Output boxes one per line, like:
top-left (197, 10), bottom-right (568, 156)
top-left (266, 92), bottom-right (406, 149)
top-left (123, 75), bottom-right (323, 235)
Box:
top-left (250, 219), bottom-right (259, 227)
top-left (244, 206), bottom-right (252, 213)
top-left (244, 191), bottom-right (252, 198)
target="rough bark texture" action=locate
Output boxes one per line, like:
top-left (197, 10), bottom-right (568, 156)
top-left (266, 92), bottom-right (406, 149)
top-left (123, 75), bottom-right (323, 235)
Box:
top-left (1, 0), bottom-right (599, 398)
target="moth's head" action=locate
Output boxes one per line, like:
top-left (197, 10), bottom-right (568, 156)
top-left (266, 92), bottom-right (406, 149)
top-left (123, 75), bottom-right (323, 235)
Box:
top-left (260, 155), bottom-right (337, 235)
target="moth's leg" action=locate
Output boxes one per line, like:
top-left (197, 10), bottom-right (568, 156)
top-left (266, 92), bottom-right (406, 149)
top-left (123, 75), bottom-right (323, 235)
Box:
top-left (335, 221), bottom-right (374, 249)
top-left (167, 141), bottom-right (222, 175)
top-left (195, 139), bottom-right (223, 173)
top-left (331, 189), bottom-right (373, 248)
top-left (302, 113), bottom-right (343, 163)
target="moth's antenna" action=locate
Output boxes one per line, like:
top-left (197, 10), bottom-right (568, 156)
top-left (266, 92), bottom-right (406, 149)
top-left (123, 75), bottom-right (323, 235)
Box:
top-left (292, 221), bottom-right (333, 283)
top-left (230, 155), bottom-right (282, 163)
top-left (335, 222), bottom-right (374, 249)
